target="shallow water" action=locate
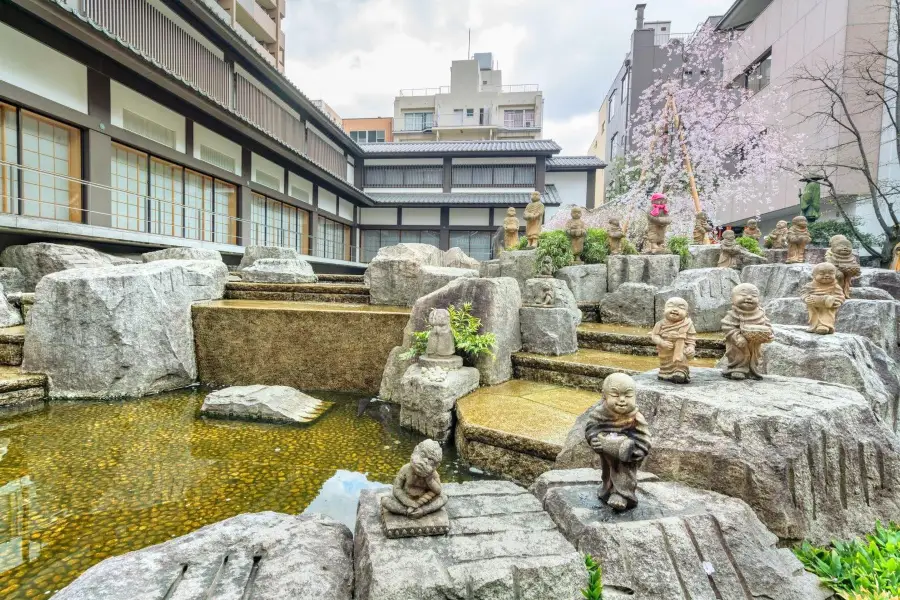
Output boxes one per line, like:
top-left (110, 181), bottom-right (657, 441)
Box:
top-left (0, 389), bottom-right (479, 598)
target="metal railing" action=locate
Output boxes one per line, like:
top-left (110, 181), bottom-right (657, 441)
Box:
top-left (655, 32), bottom-right (691, 46)
top-left (435, 112), bottom-right (493, 128)
top-left (483, 84), bottom-right (540, 93)
top-left (398, 87), bottom-right (450, 97)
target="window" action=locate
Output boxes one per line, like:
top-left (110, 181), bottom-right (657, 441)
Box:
top-left (609, 92), bottom-right (617, 120)
top-left (122, 109), bottom-right (176, 149)
top-left (449, 231), bottom-right (492, 261)
top-left (466, 108), bottom-right (474, 118)
top-left (199, 144), bottom-right (236, 173)
top-left (503, 109), bottom-right (536, 129)
top-left (362, 229), bottom-right (439, 262)
top-left (365, 165), bottom-right (443, 187)
top-left (110, 144), bottom-right (147, 232)
top-left (1, 104), bottom-right (18, 215)
top-left (350, 130), bottom-right (386, 143)
top-left (452, 164), bottom-right (535, 187)
top-left (621, 72), bottom-right (629, 105)
top-left (18, 110), bottom-right (82, 222)
top-left (149, 156), bottom-right (183, 237)
top-left (610, 132), bottom-right (620, 157)
top-left (732, 50), bottom-right (772, 94)
top-left (248, 192), bottom-right (309, 252)
top-left (403, 112), bottom-right (433, 131)
top-left (317, 215), bottom-right (350, 260)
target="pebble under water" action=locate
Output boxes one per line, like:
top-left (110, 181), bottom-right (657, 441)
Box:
top-left (0, 389), bottom-right (481, 598)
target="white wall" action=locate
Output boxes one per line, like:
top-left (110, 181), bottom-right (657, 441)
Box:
top-left (251, 153), bottom-right (284, 193)
top-left (359, 207), bottom-right (398, 225)
top-left (339, 198), bottom-right (354, 220)
top-left (452, 157), bottom-right (536, 165)
top-left (546, 172), bottom-right (588, 207)
top-left (449, 208), bottom-right (490, 226)
top-left (346, 162), bottom-right (355, 183)
top-left (318, 188), bottom-right (338, 215)
top-left (288, 172), bottom-right (313, 205)
top-left (0, 22), bottom-right (87, 114)
top-left (110, 81), bottom-right (186, 152)
top-left (402, 207), bottom-right (441, 225)
top-left (194, 123), bottom-right (241, 175)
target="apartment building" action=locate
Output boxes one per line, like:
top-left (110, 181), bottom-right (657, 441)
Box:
top-left (343, 117), bottom-right (394, 144)
top-left (393, 53), bottom-right (543, 143)
top-left (587, 100), bottom-right (609, 204)
top-left (216, 0), bottom-right (286, 72)
top-left (0, 0), bottom-right (603, 267)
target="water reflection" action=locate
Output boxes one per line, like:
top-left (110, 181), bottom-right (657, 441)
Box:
top-left (303, 470), bottom-right (389, 530)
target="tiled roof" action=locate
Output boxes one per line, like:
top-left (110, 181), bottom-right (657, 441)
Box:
top-left (546, 156), bottom-right (607, 170)
top-left (368, 185), bottom-right (561, 206)
top-left (358, 140), bottom-right (562, 154)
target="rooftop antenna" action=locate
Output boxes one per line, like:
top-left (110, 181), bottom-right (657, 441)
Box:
top-left (468, 29), bottom-right (471, 59)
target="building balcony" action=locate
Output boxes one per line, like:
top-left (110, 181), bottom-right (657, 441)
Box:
top-left (255, 0), bottom-right (277, 10)
top-left (235, 0), bottom-right (277, 45)
top-left (435, 113), bottom-right (494, 128)
top-left (398, 87), bottom-right (450, 97)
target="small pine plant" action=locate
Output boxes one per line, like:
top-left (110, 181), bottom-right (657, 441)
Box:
top-left (621, 238), bottom-right (639, 255)
top-left (582, 228), bottom-right (610, 265)
top-left (399, 303), bottom-right (497, 361)
top-left (736, 235), bottom-right (763, 256)
top-left (667, 235), bottom-right (692, 269)
top-left (535, 230), bottom-right (575, 272)
top-left (582, 554), bottom-right (603, 600)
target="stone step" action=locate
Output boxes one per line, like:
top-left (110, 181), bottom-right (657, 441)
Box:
top-left (7, 292), bottom-right (34, 319)
top-left (224, 281), bottom-right (370, 304)
top-left (513, 348), bottom-right (719, 392)
top-left (0, 325), bottom-right (25, 366)
top-left (317, 273), bottom-right (365, 283)
top-left (0, 366), bottom-right (47, 412)
top-left (577, 322), bottom-right (725, 358)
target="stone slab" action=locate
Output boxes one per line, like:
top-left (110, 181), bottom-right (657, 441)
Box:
top-left (854, 267), bottom-right (900, 300)
top-left (607, 254), bottom-right (680, 292)
top-left (200, 384), bottom-right (332, 424)
top-left (142, 247), bottom-right (223, 262)
top-left (555, 264), bottom-right (608, 303)
top-left (498, 249), bottom-right (538, 291)
top-left (395, 364), bottom-right (480, 442)
top-left (381, 507), bottom-right (450, 539)
top-left (599, 282), bottom-right (657, 326)
top-left (354, 481), bottom-right (586, 600)
top-left (741, 263), bottom-right (814, 303)
top-left (520, 306), bottom-right (579, 355)
top-left (240, 258), bottom-right (318, 284)
top-left (654, 267), bottom-right (741, 333)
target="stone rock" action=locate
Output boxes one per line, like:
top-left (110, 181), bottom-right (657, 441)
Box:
top-left (239, 245), bottom-right (304, 269)
top-left (607, 254), bottom-right (680, 293)
top-left (764, 297), bottom-right (900, 359)
top-left (0, 284), bottom-right (23, 328)
top-left (855, 267), bottom-right (900, 300)
top-left (479, 259), bottom-right (501, 278)
top-left (366, 244), bottom-right (479, 307)
top-left (655, 267), bottom-right (741, 333)
top-left (520, 307), bottom-right (579, 355)
top-left (688, 244), bottom-right (767, 270)
top-left (200, 384), bottom-right (331, 424)
top-left (767, 247), bottom-right (859, 265)
top-left (741, 263), bottom-right (813, 303)
top-left (0, 242), bottom-right (122, 291)
top-left (101, 253), bottom-right (141, 266)
top-left (378, 346), bottom-right (415, 402)
top-left (524, 278), bottom-right (581, 313)
top-left (240, 258), bottom-right (318, 284)
top-left (381, 507), bottom-right (450, 539)
top-left (851, 286), bottom-right (895, 300)
top-left (54, 512), bottom-right (353, 600)
top-left (407, 277), bottom-right (522, 385)
top-left (142, 247), bottom-right (223, 263)
top-left (394, 364), bottom-right (480, 442)
top-left (557, 369), bottom-right (900, 544)
top-left (354, 481), bottom-right (586, 600)
top-left (0, 267), bottom-right (25, 294)
top-left (555, 264), bottom-right (608, 304)
top-left (497, 249), bottom-right (538, 290)
top-left (23, 260), bottom-right (227, 399)
top-left (760, 326), bottom-right (900, 432)
top-left (418, 266), bottom-right (478, 299)
top-left (532, 469), bottom-right (829, 600)
top-left (443, 247), bottom-right (480, 270)
top-left (599, 282), bottom-right (657, 326)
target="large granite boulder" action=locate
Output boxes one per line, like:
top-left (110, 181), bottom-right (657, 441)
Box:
top-left (555, 264), bottom-right (607, 304)
top-left (394, 364), bottom-right (480, 441)
top-left (764, 297), bottom-right (900, 359)
top-left (418, 266), bottom-right (478, 299)
top-left (238, 245), bottom-right (304, 269)
top-left (533, 469), bottom-right (829, 600)
top-left (0, 242), bottom-right (122, 291)
top-left (599, 282), bottom-right (657, 326)
top-left (767, 247), bottom-right (858, 265)
top-left (378, 347), bottom-right (415, 402)
top-left (497, 249), bottom-right (538, 290)
top-left (655, 267), bottom-right (740, 333)
top-left (557, 369), bottom-right (900, 544)
top-left (520, 307), bottom-right (579, 355)
top-left (852, 286), bottom-right (895, 300)
top-left (365, 244), bottom-right (480, 306)
top-left (0, 267), bottom-right (25, 294)
top-left (240, 258), bottom-right (318, 284)
top-left (200, 385), bottom-right (331, 424)
top-left (354, 481), bottom-right (586, 600)
top-left (142, 247), bottom-right (223, 262)
top-left (479, 258), bottom-right (501, 278)
top-left (741, 263), bottom-right (814, 303)
top-left (854, 267), bottom-right (900, 300)
top-left (54, 512), bottom-right (353, 600)
top-left (760, 326), bottom-right (900, 431)
top-left (23, 260), bottom-right (227, 399)
top-left (0, 283), bottom-right (23, 328)
top-left (443, 246), bottom-right (480, 270)
top-left (607, 254), bottom-right (680, 293)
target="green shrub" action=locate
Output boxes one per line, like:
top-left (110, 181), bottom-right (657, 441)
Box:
top-left (535, 230), bottom-right (574, 272)
top-left (581, 554), bottom-right (603, 600)
top-left (667, 235), bottom-right (692, 269)
top-left (621, 238), bottom-right (639, 255)
top-left (808, 218), bottom-right (883, 249)
top-left (400, 303), bottom-right (497, 361)
top-left (582, 228), bottom-right (610, 265)
top-left (509, 236), bottom-right (530, 251)
top-left (736, 235), bottom-right (763, 256)
top-left (794, 521), bottom-right (900, 598)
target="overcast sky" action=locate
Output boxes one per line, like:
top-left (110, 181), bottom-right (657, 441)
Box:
top-left (283, 0), bottom-right (734, 155)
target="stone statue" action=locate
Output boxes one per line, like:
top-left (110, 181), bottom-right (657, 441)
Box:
top-left (523, 191), bottom-right (545, 248)
top-left (381, 440), bottom-right (449, 535)
top-left (608, 218), bottom-right (625, 255)
top-left (537, 255), bottom-right (554, 278)
top-left (420, 308), bottom-right (462, 370)
top-left (642, 193), bottom-right (672, 255)
top-left (717, 230), bottom-right (742, 269)
top-left (584, 373), bottom-right (652, 512)
top-left (825, 234), bottom-right (860, 299)
top-left (766, 220), bottom-right (789, 250)
top-left (892, 242), bottom-right (900, 271)
top-left (649, 297), bottom-right (697, 384)
top-left (503, 207), bottom-right (520, 250)
top-left (721, 283), bottom-right (774, 381)
top-left (565, 206), bottom-right (587, 263)
top-left (743, 218), bottom-right (762, 243)
top-left (693, 211), bottom-right (712, 245)
top-left (537, 282), bottom-right (554, 306)
top-left (801, 262), bottom-right (845, 335)
top-left (786, 216), bottom-right (812, 263)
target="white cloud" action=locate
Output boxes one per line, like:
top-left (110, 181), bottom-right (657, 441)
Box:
top-left (544, 112), bottom-right (601, 156)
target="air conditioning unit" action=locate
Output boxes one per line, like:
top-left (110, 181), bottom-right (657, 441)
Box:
top-left (524, 120), bottom-right (534, 128)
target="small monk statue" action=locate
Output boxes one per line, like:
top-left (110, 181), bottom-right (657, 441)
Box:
top-left (537, 255), bottom-right (554, 278)
top-left (825, 234), bottom-right (860, 299)
top-left (381, 439), bottom-right (448, 519)
top-left (608, 218), bottom-right (625, 255)
top-left (537, 281), bottom-right (554, 306)
top-left (743, 218), bottom-right (762, 243)
top-left (503, 207), bottom-right (520, 250)
top-left (693, 211), bottom-right (712, 245)
top-left (801, 262), bottom-right (845, 335)
top-left (565, 207), bottom-right (587, 263)
top-left (642, 193), bottom-right (672, 255)
top-left (420, 308), bottom-right (462, 369)
top-left (721, 283), bottom-right (774, 380)
top-left (717, 229), bottom-right (742, 269)
top-left (584, 373), bottom-right (652, 512)
top-left (786, 216), bottom-right (812, 263)
top-left (892, 242), bottom-right (900, 271)
top-left (766, 220), bottom-right (789, 250)
top-left (649, 297), bottom-right (697, 384)
top-left (523, 191), bottom-right (544, 248)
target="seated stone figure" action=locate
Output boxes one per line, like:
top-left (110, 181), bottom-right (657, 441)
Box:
top-left (717, 230), bottom-right (741, 269)
top-left (825, 234), bottom-right (860, 299)
top-left (721, 283), bottom-right (774, 380)
top-left (381, 439), bottom-right (448, 519)
top-left (420, 308), bottom-right (462, 369)
top-left (649, 297), bottom-right (697, 384)
top-left (801, 262), bottom-right (845, 335)
top-left (584, 373), bottom-right (652, 512)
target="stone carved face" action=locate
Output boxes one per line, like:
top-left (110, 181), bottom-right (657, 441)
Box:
top-left (410, 439), bottom-right (442, 478)
top-left (830, 235), bottom-right (853, 257)
top-left (813, 262), bottom-right (838, 285)
top-left (731, 283), bottom-right (761, 312)
top-left (792, 215), bottom-right (808, 230)
top-left (571, 207), bottom-right (583, 219)
top-left (602, 373), bottom-right (637, 417)
top-left (429, 308), bottom-right (450, 328)
top-left (696, 212), bottom-right (707, 223)
top-left (507, 207), bottom-right (517, 217)
top-left (722, 230), bottom-right (736, 242)
top-left (747, 219), bottom-right (758, 228)
top-left (530, 191), bottom-right (541, 203)
top-left (664, 297), bottom-right (689, 323)
top-left (776, 220), bottom-right (788, 230)
top-left (609, 218), bottom-right (620, 228)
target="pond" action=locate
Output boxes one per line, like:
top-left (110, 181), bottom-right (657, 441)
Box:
top-left (0, 389), bottom-right (482, 598)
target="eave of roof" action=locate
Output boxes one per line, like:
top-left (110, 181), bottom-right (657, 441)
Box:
top-left (546, 156), bottom-right (607, 171)
top-left (358, 139), bottom-right (562, 158)
top-left (367, 185), bottom-right (562, 207)
top-left (716, 0), bottom-right (774, 30)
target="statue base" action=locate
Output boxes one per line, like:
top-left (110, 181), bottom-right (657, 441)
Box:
top-left (381, 506), bottom-right (450, 539)
top-left (418, 354), bottom-right (463, 370)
